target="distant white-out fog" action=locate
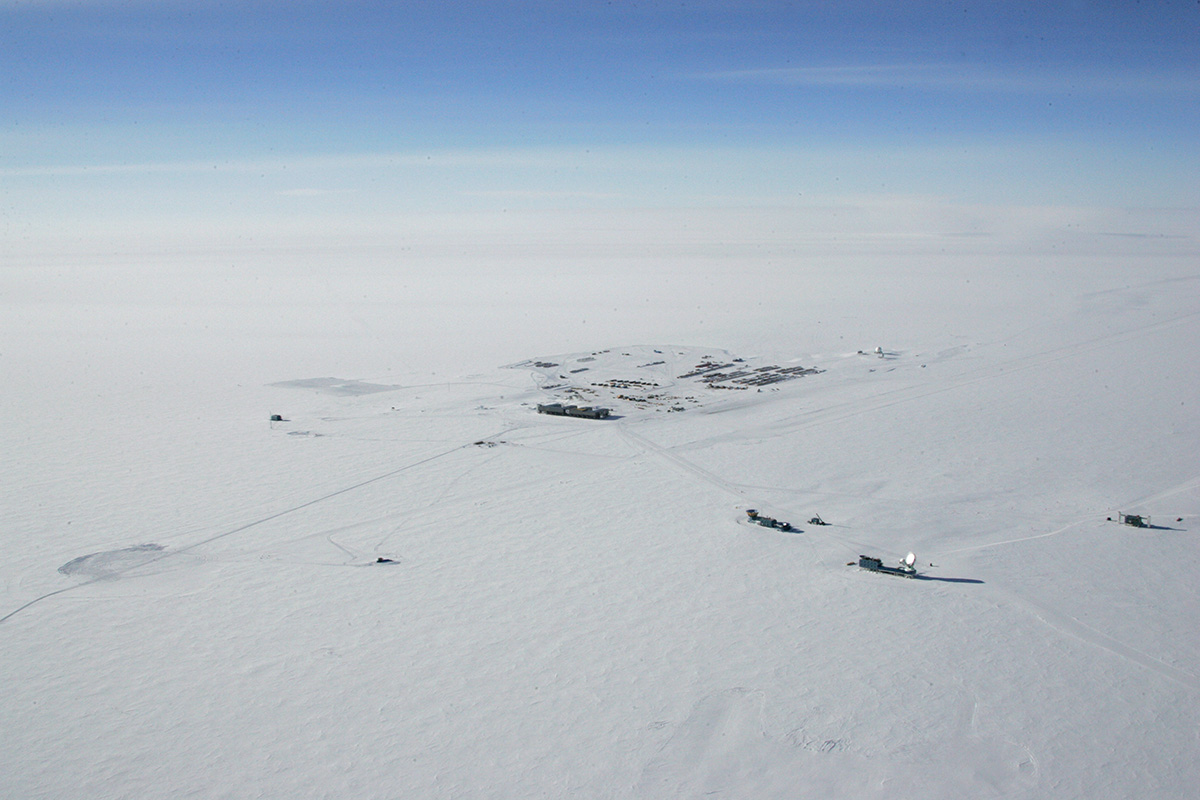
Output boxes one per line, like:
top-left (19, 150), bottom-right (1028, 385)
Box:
top-left (7, 197), bottom-right (1195, 376)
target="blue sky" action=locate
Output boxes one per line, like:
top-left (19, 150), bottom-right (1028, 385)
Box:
top-left (3, 0), bottom-right (1198, 243)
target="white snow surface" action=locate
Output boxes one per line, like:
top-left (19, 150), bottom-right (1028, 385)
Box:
top-left (3, 239), bottom-right (1200, 798)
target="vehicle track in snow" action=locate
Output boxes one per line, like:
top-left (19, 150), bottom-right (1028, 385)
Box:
top-left (936, 474), bottom-right (1200, 692)
top-left (617, 422), bottom-right (748, 502)
top-left (992, 584), bottom-right (1200, 693)
top-left (1, 441), bottom-right (476, 625)
top-left (619, 371), bottom-right (1200, 696)
top-left (617, 421), bottom-right (866, 567)
top-left (936, 472), bottom-right (1199, 556)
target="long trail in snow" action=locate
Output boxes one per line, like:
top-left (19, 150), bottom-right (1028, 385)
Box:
top-left (0, 442), bottom-right (473, 626)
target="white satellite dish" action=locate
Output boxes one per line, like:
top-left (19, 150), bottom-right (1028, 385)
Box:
top-left (904, 552), bottom-right (916, 568)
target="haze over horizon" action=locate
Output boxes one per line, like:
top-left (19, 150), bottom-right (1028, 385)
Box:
top-left (4, 1), bottom-right (1198, 248)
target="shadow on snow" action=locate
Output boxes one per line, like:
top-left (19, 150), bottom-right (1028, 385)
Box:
top-left (914, 575), bottom-right (985, 585)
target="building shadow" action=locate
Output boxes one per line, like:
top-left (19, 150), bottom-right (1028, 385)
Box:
top-left (914, 575), bottom-right (985, 584)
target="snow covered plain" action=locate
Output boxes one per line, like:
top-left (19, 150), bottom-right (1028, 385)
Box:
top-left (3, 222), bottom-right (1200, 798)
